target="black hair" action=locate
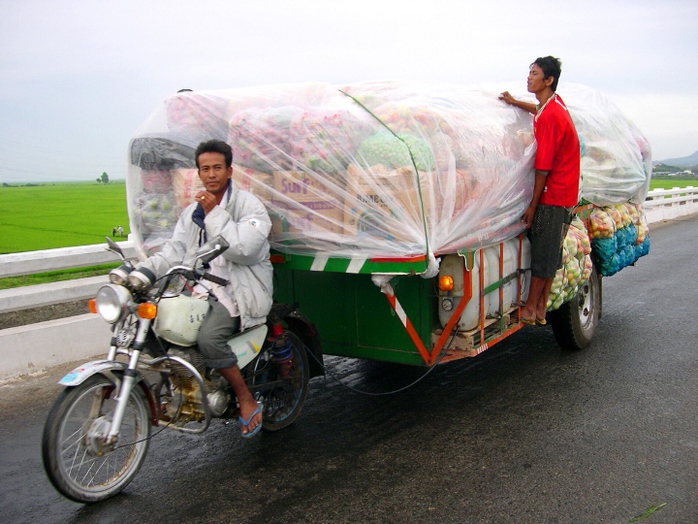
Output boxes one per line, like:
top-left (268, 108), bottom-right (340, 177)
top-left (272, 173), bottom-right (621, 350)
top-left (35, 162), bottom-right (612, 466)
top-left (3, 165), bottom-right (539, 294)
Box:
top-left (195, 140), bottom-right (233, 169)
top-left (531, 56), bottom-right (562, 92)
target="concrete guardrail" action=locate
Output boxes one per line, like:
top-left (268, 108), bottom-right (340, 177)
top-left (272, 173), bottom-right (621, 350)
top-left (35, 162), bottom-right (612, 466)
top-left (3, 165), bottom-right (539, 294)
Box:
top-left (642, 185), bottom-right (698, 223)
top-left (0, 240), bottom-right (138, 279)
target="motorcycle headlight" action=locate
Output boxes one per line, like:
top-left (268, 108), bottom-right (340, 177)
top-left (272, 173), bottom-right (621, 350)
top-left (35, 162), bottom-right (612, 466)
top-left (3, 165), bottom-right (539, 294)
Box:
top-left (95, 284), bottom-right (132, 324)
top-left (127, 268), bottom-right (155, 293)
top-left (109, 264), bottom-right (133, 286)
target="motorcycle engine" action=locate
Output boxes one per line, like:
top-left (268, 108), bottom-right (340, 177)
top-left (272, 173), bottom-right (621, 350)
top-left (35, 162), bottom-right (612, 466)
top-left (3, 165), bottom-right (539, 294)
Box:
top-left (168, 347), bottom-right (206, 374)
top-left (167, 348), bottom-right (230, 418)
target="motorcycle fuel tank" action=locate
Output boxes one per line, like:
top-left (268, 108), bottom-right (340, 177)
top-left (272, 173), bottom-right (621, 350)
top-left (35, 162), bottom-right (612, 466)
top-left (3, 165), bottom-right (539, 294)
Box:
top-left (154, 295), bottom-right (210, 346)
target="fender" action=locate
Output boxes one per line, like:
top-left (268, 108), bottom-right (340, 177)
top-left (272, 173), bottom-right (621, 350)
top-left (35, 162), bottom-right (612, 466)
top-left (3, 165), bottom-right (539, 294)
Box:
top-left (58, 360), bottom-right (159, 425)
top-left (58, 360), bottom-right (128, 387)
top-left (283, 307), bottom-right (324, 379)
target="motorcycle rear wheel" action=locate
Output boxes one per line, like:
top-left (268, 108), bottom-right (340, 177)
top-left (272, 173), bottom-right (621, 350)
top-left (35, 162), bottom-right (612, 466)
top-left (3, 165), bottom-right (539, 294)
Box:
top-left (250, 331), bottom-right (310, 431)
top-left (42, 375), bottom-right (151, 503)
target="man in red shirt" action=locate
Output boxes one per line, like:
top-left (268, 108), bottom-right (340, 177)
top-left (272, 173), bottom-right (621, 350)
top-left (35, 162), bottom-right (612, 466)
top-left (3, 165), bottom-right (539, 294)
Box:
top-left (500, 56), bottom-right (580, 325)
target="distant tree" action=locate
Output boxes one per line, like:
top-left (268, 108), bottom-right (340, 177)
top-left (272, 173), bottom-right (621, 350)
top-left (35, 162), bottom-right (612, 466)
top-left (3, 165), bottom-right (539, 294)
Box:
top-left (96, 177), bottom-right (101, 184)
top-left (101, 172), bottom-right (109, 184)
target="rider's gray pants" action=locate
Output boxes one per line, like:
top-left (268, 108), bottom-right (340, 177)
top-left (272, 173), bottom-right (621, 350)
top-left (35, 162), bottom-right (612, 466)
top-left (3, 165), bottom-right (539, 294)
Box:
top-left (197, 297), bottom-right (241, 369)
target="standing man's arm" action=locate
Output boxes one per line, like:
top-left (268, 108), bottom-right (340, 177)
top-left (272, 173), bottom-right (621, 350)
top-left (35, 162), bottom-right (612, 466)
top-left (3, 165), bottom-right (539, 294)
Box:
top-left (499, 91), bottom-right (537, 114)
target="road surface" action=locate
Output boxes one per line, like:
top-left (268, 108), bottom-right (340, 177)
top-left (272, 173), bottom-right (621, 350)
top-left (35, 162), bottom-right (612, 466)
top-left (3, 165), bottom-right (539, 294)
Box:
top-left (1, 214), bottom-right (696, 523)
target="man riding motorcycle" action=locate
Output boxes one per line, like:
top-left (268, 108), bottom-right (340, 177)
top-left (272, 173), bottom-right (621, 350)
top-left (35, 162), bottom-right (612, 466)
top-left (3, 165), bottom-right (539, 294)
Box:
top-left (125, 139), bottom-right (273, 437)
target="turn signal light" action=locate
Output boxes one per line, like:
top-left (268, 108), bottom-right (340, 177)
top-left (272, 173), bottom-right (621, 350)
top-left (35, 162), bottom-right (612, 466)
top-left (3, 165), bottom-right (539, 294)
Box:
top-left (137, 302), bottom-right (158, 320)
top-left (88, 299), bottom-right (97, 314)
top-left (439, 275), bottom-right (454, 292)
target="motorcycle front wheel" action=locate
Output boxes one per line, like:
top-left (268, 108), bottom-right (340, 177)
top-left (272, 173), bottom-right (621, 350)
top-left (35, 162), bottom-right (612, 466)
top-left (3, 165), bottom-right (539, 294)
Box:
top-left (249, 331), bottom-right (310, 431)
top-left (42, 374), bottom-right (151, 503)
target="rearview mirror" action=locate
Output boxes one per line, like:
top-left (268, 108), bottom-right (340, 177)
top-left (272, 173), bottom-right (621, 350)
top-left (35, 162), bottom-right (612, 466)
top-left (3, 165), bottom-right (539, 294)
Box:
top-left (195, 235), bottom-right (230, 265)
top-left (105, 237), bottom-right (125, 260)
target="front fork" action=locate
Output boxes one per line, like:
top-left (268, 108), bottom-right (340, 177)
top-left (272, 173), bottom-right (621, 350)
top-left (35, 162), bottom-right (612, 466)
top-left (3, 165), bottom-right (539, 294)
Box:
top-left (106, 318), bottom-right (151, 444)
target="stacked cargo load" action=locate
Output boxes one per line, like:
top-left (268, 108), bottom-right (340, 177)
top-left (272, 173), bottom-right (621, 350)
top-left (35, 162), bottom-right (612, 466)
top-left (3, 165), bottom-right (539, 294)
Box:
top-left (127, 81), bottom-right (651, 284)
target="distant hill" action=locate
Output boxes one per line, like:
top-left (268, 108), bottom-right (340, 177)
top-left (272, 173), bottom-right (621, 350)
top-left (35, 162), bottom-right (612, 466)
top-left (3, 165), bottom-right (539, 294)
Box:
top-left (654, 151), bottom-right (698, 167)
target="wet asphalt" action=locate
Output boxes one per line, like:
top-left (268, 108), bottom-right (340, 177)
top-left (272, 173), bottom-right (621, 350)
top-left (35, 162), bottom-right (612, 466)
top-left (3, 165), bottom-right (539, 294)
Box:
top-left (1, 215), bottom-right (697, 524)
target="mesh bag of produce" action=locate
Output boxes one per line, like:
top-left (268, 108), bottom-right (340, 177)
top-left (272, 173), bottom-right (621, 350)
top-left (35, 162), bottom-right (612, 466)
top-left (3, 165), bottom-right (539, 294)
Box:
top-left (547, 216), bottom-right (593, 310)
top-left (590, 202), bottom-right (650, 276)
top-left (635, 237), bottom-right (650, 259)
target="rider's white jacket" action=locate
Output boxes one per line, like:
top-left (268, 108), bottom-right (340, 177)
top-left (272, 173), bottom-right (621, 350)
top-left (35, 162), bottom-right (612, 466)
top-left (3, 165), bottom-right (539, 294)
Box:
top-left (137, 183), bottom-right (273, 330)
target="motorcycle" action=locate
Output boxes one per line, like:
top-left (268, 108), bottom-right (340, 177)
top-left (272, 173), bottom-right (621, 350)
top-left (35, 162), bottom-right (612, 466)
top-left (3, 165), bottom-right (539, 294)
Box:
top-left (42, 236), bottom-right (318, 503)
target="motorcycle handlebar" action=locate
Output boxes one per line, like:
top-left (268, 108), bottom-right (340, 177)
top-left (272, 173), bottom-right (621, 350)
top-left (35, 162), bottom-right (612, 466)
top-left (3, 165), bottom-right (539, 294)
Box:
top-left (161, 266), bottom-right (228, 287)
top-left (201, 273), bottom-right (229, 286)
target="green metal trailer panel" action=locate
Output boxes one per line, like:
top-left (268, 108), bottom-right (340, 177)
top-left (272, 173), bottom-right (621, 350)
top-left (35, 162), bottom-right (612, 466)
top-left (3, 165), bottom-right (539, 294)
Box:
top-left (273, 265), bottom-right (438, 366)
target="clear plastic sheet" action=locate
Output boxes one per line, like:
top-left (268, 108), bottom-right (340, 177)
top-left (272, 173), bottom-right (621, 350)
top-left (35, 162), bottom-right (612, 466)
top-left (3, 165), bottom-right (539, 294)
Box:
top-left (127, 81), bottom-right (651, 267)
top-left (562, 84), bottom-right (652, 206)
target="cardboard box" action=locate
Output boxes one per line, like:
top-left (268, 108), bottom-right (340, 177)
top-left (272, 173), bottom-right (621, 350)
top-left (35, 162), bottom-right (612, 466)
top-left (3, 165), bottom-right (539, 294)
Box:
top-left (171, 168), bottom-right (205, 209)
top-left (271, 171), bottom-right (344, 235)
top-left (171, 165), bottom-right (273, 210)
top-left (232, 164), bottom-right (273, 202)
top-left (343, 164), bottom-right (431, 239)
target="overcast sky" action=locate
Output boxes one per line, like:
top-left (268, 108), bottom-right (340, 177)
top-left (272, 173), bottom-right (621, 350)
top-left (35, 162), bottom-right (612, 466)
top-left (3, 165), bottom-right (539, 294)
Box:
top-left (1, 0), bottom-right (696, 183)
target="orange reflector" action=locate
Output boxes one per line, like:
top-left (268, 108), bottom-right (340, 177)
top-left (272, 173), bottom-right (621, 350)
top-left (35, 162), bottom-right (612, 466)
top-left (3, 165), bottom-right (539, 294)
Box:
top-left (88, 299), bottom-right (97, 314)
top-left (138, 302), bottom-right (158, 319)
top-left (439, 275), bottom-right (454, 292)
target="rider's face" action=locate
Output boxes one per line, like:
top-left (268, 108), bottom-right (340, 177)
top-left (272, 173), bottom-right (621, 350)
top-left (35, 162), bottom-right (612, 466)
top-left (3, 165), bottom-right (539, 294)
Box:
top-left (197, 152), bottom-right (232, 196)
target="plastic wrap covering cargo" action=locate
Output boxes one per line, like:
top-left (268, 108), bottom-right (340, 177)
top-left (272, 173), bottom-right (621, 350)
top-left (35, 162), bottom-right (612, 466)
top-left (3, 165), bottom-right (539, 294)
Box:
top-left (127, 81), bottom-right (651, 274)
top-left (564, 85), bottom-right (652, 206)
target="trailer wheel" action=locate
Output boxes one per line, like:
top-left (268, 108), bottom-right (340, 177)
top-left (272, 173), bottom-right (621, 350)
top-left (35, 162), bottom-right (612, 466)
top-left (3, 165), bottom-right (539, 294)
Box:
top-left (549, 265), bottom-right (601, 350)
top-left (249, 331), bottom-right (310, 431)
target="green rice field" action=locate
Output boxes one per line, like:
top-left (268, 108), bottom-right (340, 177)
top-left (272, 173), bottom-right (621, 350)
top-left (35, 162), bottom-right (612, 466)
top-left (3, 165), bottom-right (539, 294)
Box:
top-left (649, 178), bottom-right (697, 190)
top-left (0, 178), bottom-right (693, 255)
top-left (0, 181), bottom-right (129, 254)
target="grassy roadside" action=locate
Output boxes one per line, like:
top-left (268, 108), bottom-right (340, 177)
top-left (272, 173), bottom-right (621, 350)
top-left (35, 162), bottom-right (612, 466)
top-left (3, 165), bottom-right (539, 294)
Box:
top-left (0, 264), bottom-right (120, 290)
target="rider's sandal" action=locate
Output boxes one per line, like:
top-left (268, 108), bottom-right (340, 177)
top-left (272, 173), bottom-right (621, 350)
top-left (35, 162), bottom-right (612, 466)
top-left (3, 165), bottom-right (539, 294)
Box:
top-left (239, 401), bottom-right (263, 439)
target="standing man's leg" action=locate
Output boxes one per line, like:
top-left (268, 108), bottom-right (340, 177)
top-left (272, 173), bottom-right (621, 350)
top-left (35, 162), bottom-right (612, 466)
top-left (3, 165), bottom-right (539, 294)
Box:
top-left (536, 277), bottom-right (554, 321)
top-left (523, 205), bottom-right (569, 324)
top-left (522, 276), bottom-right (545, 322)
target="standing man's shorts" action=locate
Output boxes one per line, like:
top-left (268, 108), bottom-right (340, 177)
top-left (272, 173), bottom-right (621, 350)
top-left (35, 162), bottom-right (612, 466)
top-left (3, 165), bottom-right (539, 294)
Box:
top-left (529, 204), bottom-right (573, 279)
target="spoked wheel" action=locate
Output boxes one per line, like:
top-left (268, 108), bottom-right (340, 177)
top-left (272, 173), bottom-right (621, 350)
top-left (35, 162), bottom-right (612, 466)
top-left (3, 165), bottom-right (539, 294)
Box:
top-left (549, 264), bottom-right (601, 350)
top-left (248, 331), bottom-right (310, 431)
top-left (42, 375), bottom-right (151, 503)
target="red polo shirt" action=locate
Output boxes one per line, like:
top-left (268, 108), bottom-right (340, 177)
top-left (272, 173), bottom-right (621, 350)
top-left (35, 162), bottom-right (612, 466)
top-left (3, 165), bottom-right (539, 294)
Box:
top-left (534, 94), bottom-right (580, 207)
